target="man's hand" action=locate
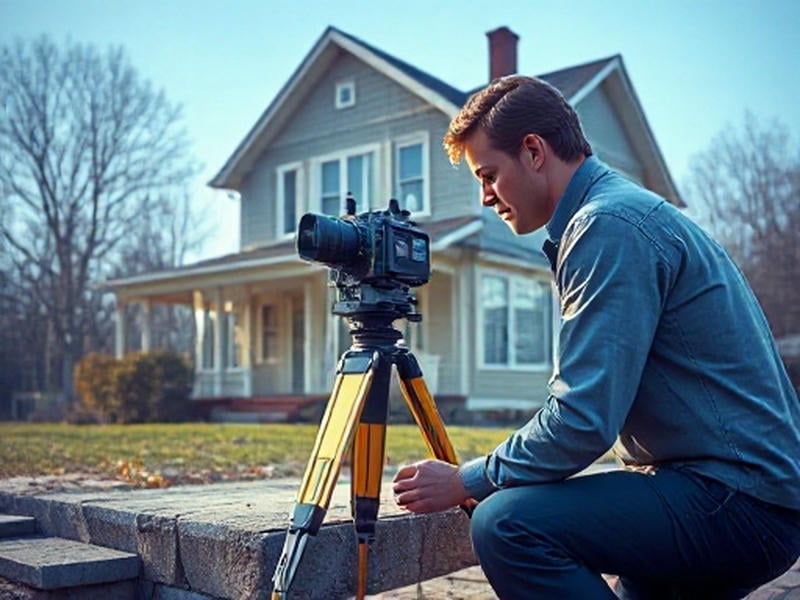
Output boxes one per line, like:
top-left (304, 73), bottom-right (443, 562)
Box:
top-left (392, 459), bottom-right (473, 513)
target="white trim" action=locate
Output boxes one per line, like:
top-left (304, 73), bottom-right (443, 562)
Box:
top-left (276, 161), bottom-right (304, 240)
top-left (393, 131), bottom-right (430, 217)
top-left (568, 57), bottom-right (620, 106)
top-left (477, 250), bottom-right (552, 275)
top-left (431, 220), bottom-right (483, 252)
top-left (467, 397), bottom-right (540, 411)
top-left (106, 253), bottom-right (302, 288)
top-left (335, 79), bottom-right (356, 109)
top-left (476, 268), bottom-right (553, 371)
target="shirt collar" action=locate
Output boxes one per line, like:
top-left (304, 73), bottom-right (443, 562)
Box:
top-left (544, 155), bottom-right (609, 245)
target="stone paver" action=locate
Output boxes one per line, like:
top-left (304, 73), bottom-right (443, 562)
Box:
top-left (0, 515), bottom-right (35, 538)
top-left (0, 535), bottom-right (140, 590)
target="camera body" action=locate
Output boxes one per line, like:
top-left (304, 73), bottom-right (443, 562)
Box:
top-left (296, 197), bottom-right (430, 321)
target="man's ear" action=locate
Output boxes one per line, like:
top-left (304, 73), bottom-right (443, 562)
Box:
top-left (522, 134), bottom-right (545, 169)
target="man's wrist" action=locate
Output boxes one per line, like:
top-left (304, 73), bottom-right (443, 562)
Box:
top-left (458, 455), bottom-right (498, 501)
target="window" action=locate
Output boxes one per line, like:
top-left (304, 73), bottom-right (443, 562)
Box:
top-left (480, 273), bottom-right (552, 368)
top-left (277, 163), bottom-right (302, 238)
top-left (335, 80), bottom-right (355, 109)
top-left (225, 311), bottom-right (241, 368)
top-left (200, 308), bottom-right (215, 370)
top-left (395, 134), bottom-right (429, 214)
top-left (261, 305), bottom-right (277, 362)
top-left (313, 145), bottom-right (377, 216)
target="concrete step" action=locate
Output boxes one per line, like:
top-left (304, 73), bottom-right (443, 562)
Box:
top-left (0, 514), bottom-right (36, 538)
top-left (0, 535), bottom-right (140, 590)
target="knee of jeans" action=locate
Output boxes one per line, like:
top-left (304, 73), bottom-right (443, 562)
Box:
top-left (470, 492), bottom-right (539, 557)
top-left (470, 494), bottom-right (506, 556)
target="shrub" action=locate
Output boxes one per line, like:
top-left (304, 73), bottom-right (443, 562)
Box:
top-left (74, 350), bottom-right (192, 423)
top-left (73, 352), bottom-right (119, 418)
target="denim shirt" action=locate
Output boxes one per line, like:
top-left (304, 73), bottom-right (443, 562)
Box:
top-left (459, 156), bottom-right (800, 510)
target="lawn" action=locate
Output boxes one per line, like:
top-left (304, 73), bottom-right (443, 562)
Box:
top-left (0, 422), bottom-right (517, 487)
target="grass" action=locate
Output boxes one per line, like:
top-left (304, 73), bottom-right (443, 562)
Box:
top-left (0, 422), bottom-right (518, 487)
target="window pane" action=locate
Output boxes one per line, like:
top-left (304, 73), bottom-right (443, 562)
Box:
top-left (202, 310), bottom-right (215, 369)
top-left (399, 144), bottom-right (422, 179)
top-left (400, 180), bottom-right (422, 212)
top-left (283, 170), bottom-right (297, 234)
top-left (322, 160), bottom-right (340, 215)
top-left (513, 280), bottom-right (549, 364)
top-left (347, 154), bottom-right (372, 212)
top-left (322, 161), bottom-right (339, 193)
top-left (482, 276), bottom-right (509, 364)
top-left (261, 306), bottom-right (276, 361)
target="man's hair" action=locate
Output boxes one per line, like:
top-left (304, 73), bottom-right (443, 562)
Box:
top-left (443, 75), bottom-right (592, 165)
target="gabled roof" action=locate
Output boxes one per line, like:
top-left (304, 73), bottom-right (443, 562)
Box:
top-left (209, 27), bottom-right (670, 196)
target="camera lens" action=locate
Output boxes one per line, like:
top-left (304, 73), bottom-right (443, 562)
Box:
top-left (297, 213), bottom-right (360, 265)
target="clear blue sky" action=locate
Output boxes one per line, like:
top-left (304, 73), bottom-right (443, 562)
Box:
top-left (2, 0), bottom-right (798, 259)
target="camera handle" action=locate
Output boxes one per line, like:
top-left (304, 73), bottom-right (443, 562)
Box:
top-left (270, 321), bottom-right (467, 599)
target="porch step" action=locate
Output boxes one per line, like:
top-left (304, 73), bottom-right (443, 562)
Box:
top-left (0, 528), bottom-right (140, 591)
top-left (0, 515), bottom-right (35, 538)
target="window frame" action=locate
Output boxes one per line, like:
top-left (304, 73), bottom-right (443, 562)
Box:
top-left (394, 131), bottom-right (430, 217)
top-left (309, 143), bottom-right (380, 216)
top-left (335, 80), bottom-right (356, 109)
top-left (276, 161), bottom-right (304, 240)
top-left (476, 269), bottom-right (553, 371)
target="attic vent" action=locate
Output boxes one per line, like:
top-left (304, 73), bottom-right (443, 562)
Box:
top-left (335, 80), bottom-right (356, 109)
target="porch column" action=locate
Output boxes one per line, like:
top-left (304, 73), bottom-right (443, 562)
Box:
top-left (242, 289), bottom-right (253, 397)
top-left (141, 299), bottom-right (152, 352)
top-left (115, 301), bottom-right (127, 359)
top-left (304, 280), bottom-right (313, 393)
top-left (193, 291), bottom-right (205, 371)
top-left (213, 287), bottom-right (224, 395)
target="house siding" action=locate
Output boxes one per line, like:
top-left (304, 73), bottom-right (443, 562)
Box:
top-left (576, 84), bottom-right (644, 182)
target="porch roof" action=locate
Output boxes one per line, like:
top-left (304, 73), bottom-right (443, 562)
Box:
top-left (103, 215), bottom-right (483, 301)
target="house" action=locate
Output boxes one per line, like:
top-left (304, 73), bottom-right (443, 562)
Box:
top-left (105, 26), bottom-right (682, 423)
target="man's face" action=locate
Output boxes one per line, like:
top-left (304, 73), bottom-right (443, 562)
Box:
top-left (464, 128), bottom-right (551, 235)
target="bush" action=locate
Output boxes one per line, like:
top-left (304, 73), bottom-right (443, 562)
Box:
top-left (73, 352), bottom-right (119, 417)
top-left (74, 351), bottom-right (192, 423)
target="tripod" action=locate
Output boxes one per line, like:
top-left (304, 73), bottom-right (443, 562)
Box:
top-left (270, 312), bottom-right (465, 599)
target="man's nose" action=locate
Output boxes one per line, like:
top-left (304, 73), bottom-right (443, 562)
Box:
top-left (481, 183), bottom-right (497, 207)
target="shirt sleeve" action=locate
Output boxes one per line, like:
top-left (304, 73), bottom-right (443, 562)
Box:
top-left (458, 209), bottom-right (669, 501)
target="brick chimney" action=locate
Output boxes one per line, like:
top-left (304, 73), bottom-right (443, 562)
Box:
top-left (487, 26), bottom-right (519, 81)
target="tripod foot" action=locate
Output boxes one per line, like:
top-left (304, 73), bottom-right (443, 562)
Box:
top-left (271, 528), bottom-right (310, 599)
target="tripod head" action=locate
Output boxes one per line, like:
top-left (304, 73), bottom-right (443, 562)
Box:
top-left (296, 196), bottom-right (430, 340)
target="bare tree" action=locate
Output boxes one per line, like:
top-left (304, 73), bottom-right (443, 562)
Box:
top-left (685, 112), bottom-right (800, 338)
top-left (0, 36), bottom-right (199, 403)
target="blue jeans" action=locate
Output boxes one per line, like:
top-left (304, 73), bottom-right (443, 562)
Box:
top-left (470, 467), bottom-right (800, 599)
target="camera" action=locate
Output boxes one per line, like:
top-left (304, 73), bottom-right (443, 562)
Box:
top-left (296, 196), bottom-right (430, 322)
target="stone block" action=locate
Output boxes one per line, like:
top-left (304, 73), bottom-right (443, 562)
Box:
top-left (0, 515), bottom-right (36, 538)
top-left (0, 536), bottom-right (140, 590)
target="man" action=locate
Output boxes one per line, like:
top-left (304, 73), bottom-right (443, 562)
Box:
top-left (392, 76), bottom-right (800, 599)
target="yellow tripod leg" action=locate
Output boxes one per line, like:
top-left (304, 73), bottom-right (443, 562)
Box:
top-left (271, 350), bottom-right (378, 600)
top-left (351, 352), bottom-right (392, 599)
top-left (395, 351), bottom-right (459, 464)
